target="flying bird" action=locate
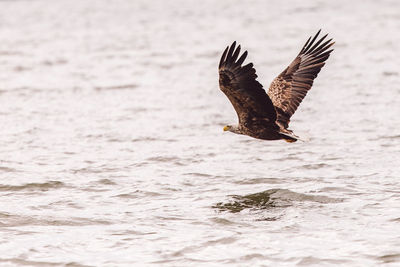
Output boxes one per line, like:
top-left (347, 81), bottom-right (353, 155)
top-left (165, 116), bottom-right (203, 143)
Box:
top-left (218, 30), bottom-right (334, 142)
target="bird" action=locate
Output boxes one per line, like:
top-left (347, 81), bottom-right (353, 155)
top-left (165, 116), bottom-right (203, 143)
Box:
top-left (218, 30), bottom-right (334, 142)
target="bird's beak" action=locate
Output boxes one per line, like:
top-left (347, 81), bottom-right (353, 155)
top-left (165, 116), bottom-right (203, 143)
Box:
top-left (223, 126), bottom-right (229, 131)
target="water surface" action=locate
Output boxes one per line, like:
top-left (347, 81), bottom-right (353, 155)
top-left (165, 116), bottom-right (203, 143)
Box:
top-left (1, 0), bottom-right (400, 266)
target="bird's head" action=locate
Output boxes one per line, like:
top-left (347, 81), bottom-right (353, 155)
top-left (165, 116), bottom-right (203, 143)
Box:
top-left (223, 125), bottom-right (241, 134)
top-left (223, 125), bottom-right (232, 132)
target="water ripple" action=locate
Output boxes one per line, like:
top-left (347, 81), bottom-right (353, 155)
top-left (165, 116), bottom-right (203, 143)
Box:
top-left (0, 258), bottom-right (93, 267)
top-left (0, 213), bottom-right (112, 227)
top-left (214, 189), bottom-right (343, 213)
top-left (0, 181), bottom-right (65, 192)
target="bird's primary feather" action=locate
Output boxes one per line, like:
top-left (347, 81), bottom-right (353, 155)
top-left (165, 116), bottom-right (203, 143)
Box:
top-left (219, 41), bottom-right (277, 125)
top-left (268, 30), bottom-right (335, 129)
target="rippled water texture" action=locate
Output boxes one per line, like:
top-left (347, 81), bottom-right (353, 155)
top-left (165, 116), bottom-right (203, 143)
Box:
top-left (1, 0), bottom-right (400, 266)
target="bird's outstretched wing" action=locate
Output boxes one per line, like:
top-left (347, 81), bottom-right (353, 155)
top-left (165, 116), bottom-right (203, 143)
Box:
top-left (219, 42), bottom-right (276, 124)
top-left (268, 30), bottom-right (334, 129)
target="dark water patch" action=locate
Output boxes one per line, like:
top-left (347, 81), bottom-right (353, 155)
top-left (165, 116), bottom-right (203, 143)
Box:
top-left (150, 52), bottom-right (170, 57)
top-left (69, 217), bottom-right (113, 226)
top-left (154, 215), bottom-right (187, 221)
top-left (0, 86), bottom-right (44, 95)
top-left (0, 212), bottom-right (112, 227)
top-left (146, 156), bottom-right (181, 163)
top-left (368, 134), bottom-right (400, 142)
top-left (0, 258), bottom-right (93, 267)
top-left (222, 253), bottom-right (270, 264)
top-left (320, 155), bottom-right (342, 161)
top-left (380, 143), bottom-right (395, 148)
top-left (147, 156), bottom-right (179, 162)
top-left (299, 163), bottom-right (329, 170)
top-left (234, 177), bottom-right (283, 185)
top-left (188, 155), bottom-right (205, 164)
top-left (183, 172), bottom-right (212, 177)
top-left (159, 64), bottom-right (173, 69)
top-left (94, 84), bottom-right (138, 91)
top-left (41, 59), bottom-right (68, 66)
top-left (131, 137), bottom-right (158, 142)
top-left (164, 187), bottom-right (182, 192)
top-left (336, 175), bottom-right (355, 179)
top-left (381, 134), bottom-right (400, 139)
top-left (107, 138), bottom-right (126, 143)
top-left (165, 237), bottom-right (237, 259)
top-left (274, 155), bottom-right (302, 161)
top-left (209, 217), bottom-right (236, 225)
top-left (131, 136), bottom-right (178, 143)
top-left (213, 190), bottom-right (275, 213)
top-left (132, 162), bottom-right (149, 167)
top-left (71, 166), bottom-right (120, 174)
top-left (13, 65), bottom-right (32, 72)
top-left (110, 229), bottom-right (157, 236)
top-left (382, 71), bottom-right (398, 76)
top-left (214, 175), bottom-right (235, 180)
top-left (0, 181), bottom-right (65, 192)
top-left (96, 178), bottom-right (117, 185)
top-left (113, 193), bottom-right (140, 199)
top-left (0, 166), bottom-right (19, 172)
top-left (71, 167), bottom-right (102, 174)
top-left (0, 212), bottom-right (12, 219)
top-left (204, 236), bottom-right (237, 246)
top-left (152, 257), bottom-right (207, 265)
top-left (255, 215), bottom-right (282, 221)
top-left (81, 187), bottom-right (108, 193)
top-left (124, 107), bottom-right (148, 113)
top-left (113, 190), bottom-right (164, 199)
top-left (296, 256), bottom-right (350, 265)
top-left (377, 253), bottom-right (400, 263)
top-left (11, 229), bottom-right (38, 235)
top-left (272, 189), bottom-right (343, 203)
top-left (214, 189), bottom-right (342, 213)
top-left (390, 217), bottom-right (400, 222)
top-left (0, 50), bottom-right (26, 56)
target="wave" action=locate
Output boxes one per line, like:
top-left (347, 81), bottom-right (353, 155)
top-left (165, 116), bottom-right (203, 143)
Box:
top-left (213, 188), bottom-right (343, 213)
top-left (0, 181), bottom-right (65, 192)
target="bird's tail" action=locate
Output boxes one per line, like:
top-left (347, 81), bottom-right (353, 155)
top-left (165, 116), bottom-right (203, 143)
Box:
top-left (279, 131), bottom-right (306, 143)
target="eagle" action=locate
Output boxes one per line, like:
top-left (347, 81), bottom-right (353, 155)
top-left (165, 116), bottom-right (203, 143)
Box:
top-left (219, 30), bottom-right (334, 142)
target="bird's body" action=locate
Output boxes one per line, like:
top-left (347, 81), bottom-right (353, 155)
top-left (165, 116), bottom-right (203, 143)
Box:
top-left (218, 30), bottom-right (334, 142)
top-left (223, 119), bottom-right (293, 141)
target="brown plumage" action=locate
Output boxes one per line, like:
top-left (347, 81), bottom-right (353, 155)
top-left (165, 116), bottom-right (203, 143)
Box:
top-left (219, 30), bottom-right (334, 142)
